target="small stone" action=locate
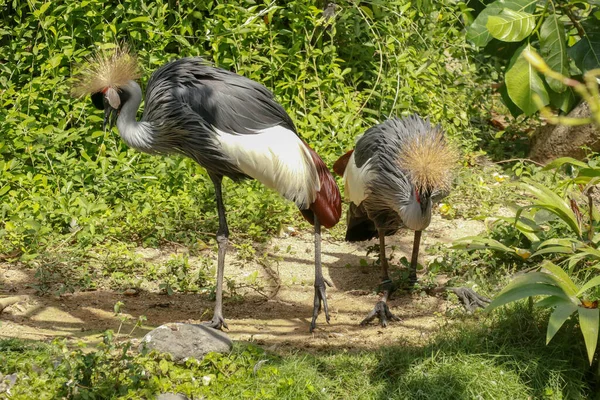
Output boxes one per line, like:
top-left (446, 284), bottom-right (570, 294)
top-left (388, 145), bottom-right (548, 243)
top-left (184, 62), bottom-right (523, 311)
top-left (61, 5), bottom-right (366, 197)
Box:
top-left (124, 288), bottom-right (138, 296)
top-left (140, 323), bottom-right (232, 362)
top-left (156, 393), bottom-right (189, 400)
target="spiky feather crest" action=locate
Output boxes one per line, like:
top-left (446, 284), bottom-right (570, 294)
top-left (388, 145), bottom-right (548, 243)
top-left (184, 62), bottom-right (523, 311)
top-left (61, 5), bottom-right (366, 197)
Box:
top-left (71, 45), bottom-right (140, 97)
top-left (397, 127), bottom-right (458, 193)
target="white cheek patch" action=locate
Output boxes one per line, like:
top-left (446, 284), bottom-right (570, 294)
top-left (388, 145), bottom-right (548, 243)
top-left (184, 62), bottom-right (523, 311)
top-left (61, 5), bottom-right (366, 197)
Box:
top-left (105, 87), bottom-right (121, 109)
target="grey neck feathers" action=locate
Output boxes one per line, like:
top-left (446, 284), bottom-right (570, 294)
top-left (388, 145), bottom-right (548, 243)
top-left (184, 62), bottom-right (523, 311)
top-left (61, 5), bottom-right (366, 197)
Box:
top-left (116, 81), bottom-right (155, 153)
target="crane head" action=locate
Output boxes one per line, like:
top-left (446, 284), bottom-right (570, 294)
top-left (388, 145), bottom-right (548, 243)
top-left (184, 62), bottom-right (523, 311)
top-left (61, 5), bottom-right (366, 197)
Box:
top-left (398, 185), bottom-right (433, 231)
top-left (396, 118), bottom-right (458, 230)
top-left (71, 45), bottom-right (140, 130)
top-left (397, 123), bottom-right (458, 196)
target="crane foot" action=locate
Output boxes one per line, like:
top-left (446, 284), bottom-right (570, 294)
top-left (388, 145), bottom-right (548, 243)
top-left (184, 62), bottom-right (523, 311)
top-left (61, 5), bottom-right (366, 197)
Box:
top-left (309, 280), bottom-right (332, 332)
top-left (447, 287), bottom-right (491, 314)
top-left (360, 300), bottom-right (402, 327)
top-left (202, 314), bottom-right (229, 330)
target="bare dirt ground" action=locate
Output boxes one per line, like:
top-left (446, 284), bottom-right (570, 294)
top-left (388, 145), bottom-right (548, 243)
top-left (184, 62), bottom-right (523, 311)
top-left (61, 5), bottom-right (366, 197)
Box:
top-left (0, 215), bottom-right (484, 351)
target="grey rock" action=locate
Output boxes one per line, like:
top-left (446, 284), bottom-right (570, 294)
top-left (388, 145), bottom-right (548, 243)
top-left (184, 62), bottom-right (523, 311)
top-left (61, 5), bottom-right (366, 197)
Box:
top-left (156, 393), bottom-right (189, 400)
top-left (140, 323), bottom-right (232, 362)
top-left (530, 102), bottom-right (600, 163)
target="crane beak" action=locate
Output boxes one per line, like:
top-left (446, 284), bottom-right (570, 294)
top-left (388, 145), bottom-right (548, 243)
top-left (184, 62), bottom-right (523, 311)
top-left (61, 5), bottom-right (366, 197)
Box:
top-left (103, 106), bottom-right (118, 131)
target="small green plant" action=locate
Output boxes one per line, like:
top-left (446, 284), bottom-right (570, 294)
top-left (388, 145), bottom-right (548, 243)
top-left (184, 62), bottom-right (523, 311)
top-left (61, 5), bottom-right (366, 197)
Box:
top-left (158, 253), bottom-right (211, 295)
top-left (487, 260), bottom-right (600, 364)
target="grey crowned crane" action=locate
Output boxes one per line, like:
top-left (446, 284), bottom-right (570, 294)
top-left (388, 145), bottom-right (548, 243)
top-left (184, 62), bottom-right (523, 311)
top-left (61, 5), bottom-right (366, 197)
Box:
top-left (334, 116), bottom-right (486, 326)
top-left (72, 47), bottom-right (341, 332)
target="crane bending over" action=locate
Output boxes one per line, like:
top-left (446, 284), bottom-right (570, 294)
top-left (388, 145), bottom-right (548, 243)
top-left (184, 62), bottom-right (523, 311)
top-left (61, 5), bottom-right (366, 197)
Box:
top-left (334, 116), bottom-right (475, 326)
top-left (72, 48), bottom-right (341, 331)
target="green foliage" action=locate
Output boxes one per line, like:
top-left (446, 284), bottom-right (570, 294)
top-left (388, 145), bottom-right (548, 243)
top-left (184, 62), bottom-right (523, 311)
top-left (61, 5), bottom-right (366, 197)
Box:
top-left (0, 306), bottom-right (592, 399)
top-left (0, 303), bottom-right (594, 398)
top-left (487, 260), bottom-right (600, 364)
top-left (467, 0), bottom-right (600, 116)
top-left (0, 0), bottom-right (490, 273)
top-left (454, 158), bottom-right (600, 367)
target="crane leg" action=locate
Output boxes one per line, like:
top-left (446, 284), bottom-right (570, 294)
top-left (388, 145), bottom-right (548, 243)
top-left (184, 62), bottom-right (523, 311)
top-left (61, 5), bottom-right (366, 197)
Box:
top-left (379, 229), bottom-right (390, 282)
top-left (360, 230), bottom-right (401, 327)
top-left (310, 216), bottom-right (332, 332)
top-left (409, 230), bottom-right (422, 285)
top-left (203, 174), bottom-right (229, 330)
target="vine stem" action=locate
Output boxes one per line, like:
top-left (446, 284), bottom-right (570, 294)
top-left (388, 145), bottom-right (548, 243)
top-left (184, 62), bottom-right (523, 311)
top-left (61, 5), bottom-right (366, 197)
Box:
top-left (560, 2), bottom-right (586, 38)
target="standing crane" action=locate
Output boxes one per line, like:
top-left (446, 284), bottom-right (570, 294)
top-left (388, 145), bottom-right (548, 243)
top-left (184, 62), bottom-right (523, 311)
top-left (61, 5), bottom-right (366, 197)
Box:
top-left (334, 115), bottom-right (484, 326)
top-left (72, 47), bottom-right (341, 332)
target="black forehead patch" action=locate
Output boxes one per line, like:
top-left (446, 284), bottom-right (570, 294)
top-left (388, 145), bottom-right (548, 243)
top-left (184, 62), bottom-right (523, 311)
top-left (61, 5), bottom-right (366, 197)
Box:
top-left (118, 88), bottom-right (130, 107)
top-left (91, 92), bottom-right (104, 110)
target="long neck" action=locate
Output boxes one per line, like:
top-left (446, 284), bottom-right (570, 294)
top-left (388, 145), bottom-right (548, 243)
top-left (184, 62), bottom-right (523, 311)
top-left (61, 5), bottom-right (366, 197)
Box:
top-left (116, 80), bottom-right (155, 153)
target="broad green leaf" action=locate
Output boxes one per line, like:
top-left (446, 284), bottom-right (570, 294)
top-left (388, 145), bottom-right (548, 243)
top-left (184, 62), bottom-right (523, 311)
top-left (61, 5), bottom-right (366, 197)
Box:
top-left (536, 295), bottom-right (572, 308)
top-left (531, 245), bottom-right (573, 257)
top-left (505, 45), bottom-right (550, 116)
top-left (128, 16), bottom-right (151, 23)
top-left (549, 86), bottom-right (576, 113)
top-left (542, 157), bottom-right (588, 171)
top-left (540, 260), bottom-right (579, 297)
top-left (577, 275), bottom-right (600, 296)
top-left (576, 168), bottom-right (600, 179)
top-left (487, 9), bottom-right (535, 42)
top-left (493, 215), bottom-right (540, 242)
top-left (540, 15), bottom-right (568, 92)
top-left (360, 5), bottom-right (374, 19)
top-left (499, 82), bottom-right (523, 117)
top-left (518, 180), bottom-right (581, 237)
top-left (487, 283), bottom-right (571, 311)
top-left (578, 307), bottom-right (600, 364)
top-left (501, 271), bottom-right (565, 293)
top-left (574, 245), bottom-right (600, 259)
top-left (452, 236), bottom-right (514, 253)
top-left (518, 204), bottom-right (581, 238)
top-left (536, 238), bottom-right (580, 248)
top-left (547, 302), bottom-right (577, 344)
top-left (0, 185), bottom-right (9, 197)
top-left (568, 19), bottom-right (600, 73)
top-left (467, 3), bottom-right (503, 47)
top-left (498, 0), bottom-right (537, 13)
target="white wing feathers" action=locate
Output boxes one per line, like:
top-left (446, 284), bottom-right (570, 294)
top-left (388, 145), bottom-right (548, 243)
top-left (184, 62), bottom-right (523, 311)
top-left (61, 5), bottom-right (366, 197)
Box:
top-left (343, 152), bottom-right (373, 206)
top-left (213, 125), bottom-right (319, 209)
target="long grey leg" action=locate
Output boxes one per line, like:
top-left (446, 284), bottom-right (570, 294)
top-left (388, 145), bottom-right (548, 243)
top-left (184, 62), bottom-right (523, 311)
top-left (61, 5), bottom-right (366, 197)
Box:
top-left (204, 174), bottom-right (229, 330)
top-left (360, 229), bottom-right (401, 327)
top-left (379, 229), bottom-right (390, 282)
top-left (310, 215), bottom-right (332, 332)
top-left (409, 230), bottom-right (422, 285)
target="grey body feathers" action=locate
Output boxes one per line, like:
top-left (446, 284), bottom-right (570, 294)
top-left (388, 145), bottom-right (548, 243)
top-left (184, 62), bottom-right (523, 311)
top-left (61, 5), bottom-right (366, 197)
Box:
top-left (139, 57), bottom-right (297, 180)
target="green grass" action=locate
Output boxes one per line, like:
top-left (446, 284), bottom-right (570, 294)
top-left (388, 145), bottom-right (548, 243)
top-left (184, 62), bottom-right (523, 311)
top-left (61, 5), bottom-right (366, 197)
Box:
top-left (0, 303), bottom-right (594, 399)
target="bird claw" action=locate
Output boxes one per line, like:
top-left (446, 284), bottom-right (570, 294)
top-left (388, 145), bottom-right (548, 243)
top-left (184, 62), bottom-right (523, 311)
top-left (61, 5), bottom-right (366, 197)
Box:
top-left (447, 287), bottom-right (491, 314)
top-left (202, 315), bottom-right (229, 330)
top-left (310, 282), bottom-right (330, 332)
top-left (360, 300), bottom-right (401, 327)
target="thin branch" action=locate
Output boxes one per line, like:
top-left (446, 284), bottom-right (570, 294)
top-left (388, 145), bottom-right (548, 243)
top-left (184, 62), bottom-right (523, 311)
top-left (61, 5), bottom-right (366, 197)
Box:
top-left (561, 4), bottom-right (586, 38)
top-left (494, 158), bottom-right (545, 167)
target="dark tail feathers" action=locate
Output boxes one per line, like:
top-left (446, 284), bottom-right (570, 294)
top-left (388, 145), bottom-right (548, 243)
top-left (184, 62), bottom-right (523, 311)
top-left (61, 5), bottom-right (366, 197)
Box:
top-left (345, 203), bottom-right (377, 242)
